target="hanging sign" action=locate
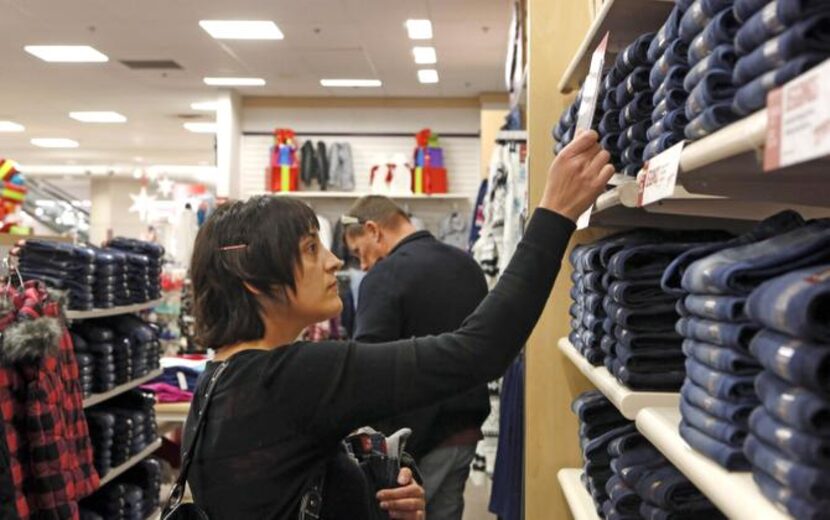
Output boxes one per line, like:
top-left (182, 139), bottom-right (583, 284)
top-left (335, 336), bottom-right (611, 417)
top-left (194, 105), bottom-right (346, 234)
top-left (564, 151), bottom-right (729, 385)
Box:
top-left (764, 58), bottom-right (830, 171)
top-left (575, 32), bottom-right (610, 230)
top-left (637, 141), bottom-right (685, 207)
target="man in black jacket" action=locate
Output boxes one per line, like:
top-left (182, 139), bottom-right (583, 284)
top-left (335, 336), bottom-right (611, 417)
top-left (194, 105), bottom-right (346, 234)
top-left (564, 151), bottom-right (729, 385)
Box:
top-left (343, 195), bottom-right (490, 520)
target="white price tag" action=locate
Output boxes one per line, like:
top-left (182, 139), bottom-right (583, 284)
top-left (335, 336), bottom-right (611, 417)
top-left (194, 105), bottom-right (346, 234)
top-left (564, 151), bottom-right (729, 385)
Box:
top-left (637, 141), bottom-right (685, 207)
top-left (765, 58), bottom-right (830, 171)
top-left (177, 370), bottom-right (188, 391)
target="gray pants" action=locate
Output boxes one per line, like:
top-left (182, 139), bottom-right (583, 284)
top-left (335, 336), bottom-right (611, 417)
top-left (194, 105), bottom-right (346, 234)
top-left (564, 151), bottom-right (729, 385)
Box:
top-left (419, 444), bottom-right (477, 520)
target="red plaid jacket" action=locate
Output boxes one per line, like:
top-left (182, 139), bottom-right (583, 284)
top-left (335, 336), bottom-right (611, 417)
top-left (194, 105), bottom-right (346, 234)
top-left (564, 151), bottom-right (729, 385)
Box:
top-left (0, 282), bottom-right (99, 519)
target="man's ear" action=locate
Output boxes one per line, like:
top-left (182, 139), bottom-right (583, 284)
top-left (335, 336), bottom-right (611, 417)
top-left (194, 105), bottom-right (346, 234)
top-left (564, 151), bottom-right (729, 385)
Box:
top-left (365, 221), bottom-right (381, 242)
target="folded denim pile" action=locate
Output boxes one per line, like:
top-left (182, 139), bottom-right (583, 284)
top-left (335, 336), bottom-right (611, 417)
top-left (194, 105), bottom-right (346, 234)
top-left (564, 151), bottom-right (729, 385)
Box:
top-left (104, 237), bottom-right (165, 303)
top-left (738, 264), bottom-right (830, 519)
top-left (79, 458), bottom-right (162, 520)
top-left (553, 90), bottom-right (582, 156)
top-left (677, 217), bottom-right (830, 471)
top-left (85, 390), bottom-right (159, 478)
top-left (732, 0), bottom-right (830, 116)
top-left (18, 239), bottom-right (99, 311)
top-left (89, 246), bottom-right (132, 307)
top-left (570, 243), bottom-right (613, 366)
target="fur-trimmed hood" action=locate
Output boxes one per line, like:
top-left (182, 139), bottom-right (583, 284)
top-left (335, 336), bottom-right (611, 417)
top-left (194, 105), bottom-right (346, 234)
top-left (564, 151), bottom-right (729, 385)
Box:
top-left (2, 316), bottom-right (62, 363)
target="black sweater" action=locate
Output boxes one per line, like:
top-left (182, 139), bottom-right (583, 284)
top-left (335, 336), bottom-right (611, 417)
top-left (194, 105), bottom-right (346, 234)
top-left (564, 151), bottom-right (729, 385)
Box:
top-left (183, 208), bottom-right (575, 519)
top-left (354, 230), bottom-right (490, 460)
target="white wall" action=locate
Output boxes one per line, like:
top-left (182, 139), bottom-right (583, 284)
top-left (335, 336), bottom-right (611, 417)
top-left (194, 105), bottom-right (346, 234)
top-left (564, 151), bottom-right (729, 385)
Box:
top-left (90, 178), bottom-right (147, 245)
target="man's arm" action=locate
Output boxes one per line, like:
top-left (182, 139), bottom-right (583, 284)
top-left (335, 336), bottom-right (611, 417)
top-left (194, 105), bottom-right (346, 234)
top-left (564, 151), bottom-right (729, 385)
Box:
top-left (353, 266), bottom-right (402, 343)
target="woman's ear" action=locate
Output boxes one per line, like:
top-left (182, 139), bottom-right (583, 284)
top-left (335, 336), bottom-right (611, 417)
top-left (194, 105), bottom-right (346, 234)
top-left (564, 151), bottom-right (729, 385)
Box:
top-left (242, 281), bottom-right (262, 295)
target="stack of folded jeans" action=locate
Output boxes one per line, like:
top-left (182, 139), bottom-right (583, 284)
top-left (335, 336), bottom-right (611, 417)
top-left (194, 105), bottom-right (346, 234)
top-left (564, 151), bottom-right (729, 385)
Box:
top-left (124, 458), bottom-right (163, 518)
top-left (571, 391), bottom-right (633, 516)
top-left (91, 246), bottom-right (133, 307)
top-left (18, 239), bottom-right (98, 310)
top-left (646, 1), bottom-right (692, 160)
top-left (738, 264), bottom-right (830, 519)
top-left (607, 431), bottom-right (725, 519)
top-left (679, 1), bottom-right (742, 140)
top-left (108, 314), bottom-right (163, 378)
top-left (74, 322), bottom-right (124, 390)
top-left (732, 1), bottom-right (830, 116)
top-left (553, 94), bottom-right (581, 156)
top-left (73, 333), bottom-right (96, 396)
top-left (570, 243), bottom-right (612, 365)
top-left (87, 390), bottom-right (159, 478)
top-left (679, 219), bottom-right (830, 471)
top-left (106, 237), bottom-right (165, 303)
top-left (85, 410), bottom-right (116, 476)
top-left (80, 458), bottom-right (162, 520)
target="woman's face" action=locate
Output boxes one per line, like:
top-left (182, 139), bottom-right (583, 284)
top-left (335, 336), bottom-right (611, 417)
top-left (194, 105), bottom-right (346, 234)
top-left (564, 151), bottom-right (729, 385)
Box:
top-left (286, 231), bottom-right (344, 325)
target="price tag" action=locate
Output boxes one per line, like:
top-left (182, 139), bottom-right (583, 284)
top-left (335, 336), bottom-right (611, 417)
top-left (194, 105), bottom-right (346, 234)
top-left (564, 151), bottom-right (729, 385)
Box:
top-left (177, 370), bottom-right (188, 391)
top-left (764, 58), bottom-right (830, 171)
top-left (575, 32), bottom-right (610, 230)
top-left (637, 141), bottom-right (685, 207)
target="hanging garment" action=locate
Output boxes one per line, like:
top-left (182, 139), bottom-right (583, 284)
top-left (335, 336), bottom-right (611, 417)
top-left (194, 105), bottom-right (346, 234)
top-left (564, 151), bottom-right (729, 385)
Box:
top-left (468, 179), bottom-right (488, 253)
top-left (488, 357), bottom-right (524, 520)
top-left (299, 141), bottom-right (319, 188)
top-left (500, 144), bottom-right (528, 274)
top-left (315, 141), bottom-right (329, 190)
top-left (438, 212), bottom-right (469, 250)
top-left (472, 147), bottom-right (510, 287)
top-left (328, 143), bottom-right (355, 191)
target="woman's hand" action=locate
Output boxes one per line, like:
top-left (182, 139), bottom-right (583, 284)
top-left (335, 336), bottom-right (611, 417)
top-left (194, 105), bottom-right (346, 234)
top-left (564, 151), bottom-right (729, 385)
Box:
top-left (376, 467), bottom-right (426, 519)
top-left (540, 129), bottom-right (616, 222)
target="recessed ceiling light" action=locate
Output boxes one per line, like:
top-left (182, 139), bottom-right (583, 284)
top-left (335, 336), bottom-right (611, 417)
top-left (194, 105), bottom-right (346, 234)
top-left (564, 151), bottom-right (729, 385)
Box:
top-left (199, 20), bottom-right (284, 40)
top-left (320, 79), bottom-right (382, 88)
top-left (69, 111), bottom-right (127, 123)
top-left (412, 46), bottom-right (437, 64)
top-left (24, 45), bottom-right (108, 63)
top-left (418, 69), bottom-right (439, 84)
top-left (0, 121), bottom-right (25, 132)
top-left (183, 122), bottom-right (218, 133)
top-left (405, 19), bottom-right (433, 40)
top-left (31, 138), bottom-right (79, 148)
top-left (203, 77), bottom-right (266, 86)
top-left (191, 101), bottom-right (219, 111)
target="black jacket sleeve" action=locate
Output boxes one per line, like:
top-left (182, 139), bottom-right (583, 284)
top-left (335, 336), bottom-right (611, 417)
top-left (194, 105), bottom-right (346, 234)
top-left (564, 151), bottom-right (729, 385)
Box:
top-left (353, 266), bottom-right (401, 343)
top-left (266, 208), bottom-right (575, 439)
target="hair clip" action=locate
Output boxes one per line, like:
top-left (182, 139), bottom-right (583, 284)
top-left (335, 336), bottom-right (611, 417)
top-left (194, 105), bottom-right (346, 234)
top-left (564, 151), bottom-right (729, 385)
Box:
top-left (219, 244), bottom-right (247, 251)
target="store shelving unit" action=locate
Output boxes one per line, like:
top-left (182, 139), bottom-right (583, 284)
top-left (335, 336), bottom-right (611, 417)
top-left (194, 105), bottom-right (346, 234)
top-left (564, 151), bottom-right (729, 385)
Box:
top-left (636, 408), bottom-right (789, 520)
top-left (83, 369), bottom-right (163, 408)
top-left (557, 338), bottom-right (679, 420)
top-left (264, 191), bottom-right (470, 201)
top-left (557, 469), bottom-right (601, 520)
top-left (66, 299), bottom-right (163, 320)
top-left (98, 438), bottom-right (162, 487)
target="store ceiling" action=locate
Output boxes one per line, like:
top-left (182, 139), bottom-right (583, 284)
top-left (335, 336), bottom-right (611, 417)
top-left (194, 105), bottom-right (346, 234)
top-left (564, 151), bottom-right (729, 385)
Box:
top-left (0, 0), bottom-right (510, 170)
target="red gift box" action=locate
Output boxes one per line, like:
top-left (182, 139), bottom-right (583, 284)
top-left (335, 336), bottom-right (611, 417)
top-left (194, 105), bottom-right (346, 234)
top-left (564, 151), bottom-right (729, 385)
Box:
top-left (423, 167), bottom-right (447, 194)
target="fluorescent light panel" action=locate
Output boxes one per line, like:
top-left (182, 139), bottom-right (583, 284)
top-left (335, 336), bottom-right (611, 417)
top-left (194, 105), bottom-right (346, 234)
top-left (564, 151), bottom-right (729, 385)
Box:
top-left (199, 20), bottom-right (284, 40)
top-left (69, 111), bottom-right (126, 123)
top-left (24, 45), bottom-right (108, 63)
top-left (191, 101), bottom-right (218, 111)
top-left (183, 122), bottom-right (217, 133)
top-left (405, 19), bottom-right (433, 40)
top-left (412, 46), bottom-right (437, 64)
top-left (320, 79), bottom-right (382, 88)
top-left (203, 77), bottom-right (265, 86)
top-left (31, 138), bottom-right (79, 148)
top-left (418, 69), bottom-right (439, 84)
top-left (0, 121), bottom-right (25, 132)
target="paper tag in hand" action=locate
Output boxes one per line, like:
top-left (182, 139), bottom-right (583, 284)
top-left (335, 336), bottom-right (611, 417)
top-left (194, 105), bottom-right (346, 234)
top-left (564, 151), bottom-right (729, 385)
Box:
top-left (575, 32), bottom-right (610, 133)
top-left (177, 371), bottom-right (188, 391)
top-left (637, 141), bottom-right (685, 207)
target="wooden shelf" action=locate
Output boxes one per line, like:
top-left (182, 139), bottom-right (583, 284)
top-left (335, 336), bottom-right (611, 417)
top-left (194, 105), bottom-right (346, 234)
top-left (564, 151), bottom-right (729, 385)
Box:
top-left (98, 438), bottom-right (162, 487)
top-left (557, 338), bottom-right (679, 420)
top-left (558, 0), bottom-right (675, 93)
top-left (84, 369), bottom-right (162, 408)
top-left (66, 299), bottom-right (163, 320)
top-left (636, 407), bottom-right (791, 520)
top-left (155, 401), bottom-right (191, 424)
top-left (263, 191), bottom-right (470, 200)
top-left (558, 469), bottom-right (602, 520)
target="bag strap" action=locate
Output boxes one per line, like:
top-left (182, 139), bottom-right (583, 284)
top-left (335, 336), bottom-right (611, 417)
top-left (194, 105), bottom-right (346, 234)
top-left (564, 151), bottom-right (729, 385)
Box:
top-left (163, 360), bottom-right (230, 513)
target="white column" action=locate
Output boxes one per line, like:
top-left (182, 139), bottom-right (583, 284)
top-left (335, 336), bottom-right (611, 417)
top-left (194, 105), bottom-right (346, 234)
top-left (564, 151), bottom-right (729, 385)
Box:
top-left (216, 89), bottom-right (243, 199)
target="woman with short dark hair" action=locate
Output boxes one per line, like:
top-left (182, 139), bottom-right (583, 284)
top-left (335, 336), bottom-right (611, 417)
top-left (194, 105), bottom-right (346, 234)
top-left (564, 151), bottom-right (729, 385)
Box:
top-left (184, 131), bottom-right (614, 519)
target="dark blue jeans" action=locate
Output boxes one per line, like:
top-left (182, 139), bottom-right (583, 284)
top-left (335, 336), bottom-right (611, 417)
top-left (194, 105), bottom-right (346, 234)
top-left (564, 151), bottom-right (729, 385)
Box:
top-left (616, 344), bottom-right (685, 371)
top-left (606, 300), bottom-right (680, 331)
top-left (584, 423), bottom-right (638, 462)
top-left (633, 464), bottom-right (714, 510)
top-left (616, 32), bottom-right (657, 76)
top-left (643, 133), bottom-right (684, 161)
top-left (608, 279), bottom-right (677, 307)
top-left (653, 65), bottom-right (690, 105)
top-left (749, 406), bottom-right (830, 467)
top-left (733, 15), bottom-right (830, 86)
top-left (684, 44), bottom-right (738, 92)
top-left (679, 0), bottom-right (736, 44)
top-left (605, 475), bottom-right (642, 515)
top-left (681, 220), bottom-right (830, 295)
top-left (619, 92), bottom-right (657, 128)
top-left (572, 390), bottom-right (623, 422)
top-left (750, 330), bottom-right (830, 395)
top-left (734, 0), bottom-right (772, 22)
top-left (647, 108), bottom-right (689, 141)
top-left (615, 326), bottom-right (683, 350)
top-left (682, 338), bottom-right (762, 375)
top-left (679, 420), bottom-right (752, 470)
top-left (600, 109), bottom-right (624, 135)
top-left (683, 294), bottom-right (747, 321)
top-left (651, 39), bottom-right (691, 89)
top-left (621, 142), bottom-right (647, 166)
top-left (752, 468), bottom-right (830, 520)
top-left (653, 89), bottom-right (689, 124)
top-left (744, 434), bottom-right (830, 501)
top-left (687, 8), bottom-right (740, 67)
top-left (685, 357), bottom-right (759, 400)
top-left (681, 380), bottom-right (758, 427)
top-left (746, 263), bottom-right (830, 343)
top-left (612, 359), bottom-right (686, 390)
top-left (616, 67), bottom-right (652, 107)
top-left (608, 242), bottom-right (704, 280)
top-left (676, 316), bottom-right (760, 350)
top-left (685, 70), bottom-right (736, 120)
top-left (735, 0), bottom-right (830, 55)
top-left (684, 103), bottom-right (738, 140)
top-left (607, 432), bottom-right (648, 458)
top-left (640, 502), bottom-right (724, 520)
top-left (649, 6), bottom-right (684, 63)
top-left (756, 370), bottom-right (830, 435)
top-left (680, 397), bottom-right (748, 447)
top-left (733, 54), bottom-right (827, 116)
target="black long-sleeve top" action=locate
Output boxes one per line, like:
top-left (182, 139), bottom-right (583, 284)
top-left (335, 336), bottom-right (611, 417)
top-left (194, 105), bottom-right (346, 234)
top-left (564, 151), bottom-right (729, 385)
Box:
top-left (183, 208), bottom-right (575, 519)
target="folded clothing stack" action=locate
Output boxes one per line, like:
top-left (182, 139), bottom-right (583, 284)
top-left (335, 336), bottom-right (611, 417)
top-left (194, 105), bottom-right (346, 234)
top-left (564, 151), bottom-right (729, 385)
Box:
top-left (92, 247), bottom-right (132, 307)
top-left (105, 237), bottom-right (165, 303)
top-left (571, 391), bottom-right (632, 515)
top-left (645, 3), bottom-right (691, 160)
top-left (680, 0), bottom-right (742, 140)
top-left (79, 458), bottom-right (162, 520)
top-left (17, 239), bottom-right (98, 310)
top-left (739, 264), bottom-right (830, 519)
top-left (72, 328), bottom-right (118, 394)
top-left (606, 431), bottom-right (725, 519)
top-left (732, 0), bottom-right (830, 116)
top-left (678, 218), bottom-right (830, 471)
top-left (108, 314), bottom-right (163, 378)
top-left (553, 91), bottom-right (581, 156)
top-left (569, 243), bottom-right (611, 366)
